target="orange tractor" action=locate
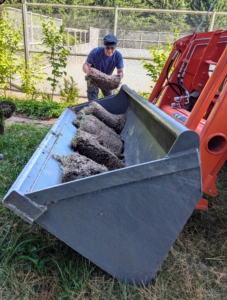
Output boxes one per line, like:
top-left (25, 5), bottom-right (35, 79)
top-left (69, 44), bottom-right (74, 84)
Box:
top-left (3, 30), bottom-right (227, 286)
top-left (150, 29), bottom-right (227, 211)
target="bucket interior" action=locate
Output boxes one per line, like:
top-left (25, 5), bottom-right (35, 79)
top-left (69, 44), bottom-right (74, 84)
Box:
top-left (5, 85), bottom-right (196, 195)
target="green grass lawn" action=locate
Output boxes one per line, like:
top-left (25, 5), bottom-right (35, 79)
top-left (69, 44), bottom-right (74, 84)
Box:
top-left (0, 123), bottom-right (227, 300)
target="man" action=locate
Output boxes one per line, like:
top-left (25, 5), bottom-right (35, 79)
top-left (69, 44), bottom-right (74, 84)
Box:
top-left (83, 34), bottom-right (124, 101)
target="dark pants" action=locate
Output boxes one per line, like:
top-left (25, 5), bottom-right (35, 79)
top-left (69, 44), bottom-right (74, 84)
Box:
top-left (87, 80), bottom-right (113, 101)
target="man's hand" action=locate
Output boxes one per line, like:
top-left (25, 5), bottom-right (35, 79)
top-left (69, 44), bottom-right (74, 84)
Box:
top-left (83, 62), bottom-right (91, 73)
top-left (117, 69), bottom-right (124, 78)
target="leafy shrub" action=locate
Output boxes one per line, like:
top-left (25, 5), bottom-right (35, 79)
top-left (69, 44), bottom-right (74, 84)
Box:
top-left (142, 32), bottom-right (179, 87)
top-left (59, 76), bottom-right (79, 103)
top-left (137, 92), bottom-right (150, 100)
top-left (3, 98), bottom-right (69, 119)
top-left (19, 53), bottom-right (46, 100)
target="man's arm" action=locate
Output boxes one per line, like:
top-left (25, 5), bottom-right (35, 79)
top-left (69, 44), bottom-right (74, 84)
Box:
top-left (83, 62), bottom-right (91, 73)
top-left (116, 51), bottom-right (124, 78)
top-left (117, 68), bottom-right (124, 78)
top-left (83, 47), bottom-right (97, 73)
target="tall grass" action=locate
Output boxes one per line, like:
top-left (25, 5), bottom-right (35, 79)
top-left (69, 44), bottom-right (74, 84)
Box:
top-left (0, 123), bottom-right (227, 299)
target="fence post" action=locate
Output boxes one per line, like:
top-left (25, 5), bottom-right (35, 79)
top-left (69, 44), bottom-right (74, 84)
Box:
top-left (140, 31), bottom-right (143, 49)
top-left (158, 32), bottom-right (160, 47)
top-left (22, 0), bottom-right (29, 67)
top-left (30, 12), bottom-right (34, 50)
top-left (114, 5), bottom-right (118, 36)
top-left (209, 10), bottom-right (216, 31)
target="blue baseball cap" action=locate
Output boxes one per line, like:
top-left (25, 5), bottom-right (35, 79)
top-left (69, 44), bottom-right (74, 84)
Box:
top-left (103, 34), bottom-right (118, 46)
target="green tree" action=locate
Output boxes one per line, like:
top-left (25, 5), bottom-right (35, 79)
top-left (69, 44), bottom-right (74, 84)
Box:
top-left (114, 0), bottom-right (190, 32)
top-left (41, 16), bottom-right (70, 100)
top-left (18, 54), bottom-right (46, 100)
top-left (7, 0), bottom-right (227, 36)
top-left (0, 0), bottom-right (191, 32)
top-left (140, 0), bottom-right (190, 31)
top-left (187, 0), bottom-right (227, 31)
top-left (0, 10), bottom-right (22, 96)
top-left (91, 0), bottom-right (146, 7)
top-left (189, 0), bottom-right (227, 12)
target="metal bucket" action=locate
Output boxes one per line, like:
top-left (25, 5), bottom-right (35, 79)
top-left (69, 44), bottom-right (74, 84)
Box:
top-left (3, 85), bottom-right (201, 286)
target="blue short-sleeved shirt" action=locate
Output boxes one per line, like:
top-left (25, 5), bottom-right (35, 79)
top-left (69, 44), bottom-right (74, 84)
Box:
top-left (86, 46), bottom-right (124, 75)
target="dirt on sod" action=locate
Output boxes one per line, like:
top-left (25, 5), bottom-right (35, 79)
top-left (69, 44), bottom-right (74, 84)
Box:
top-left (73, 114), bottom-right (124, 158)
top-left (53, 152), bottom-right (109, 182)
top-left (85, 68), bottom-right (121, 93)
top-left (55, 101), bottom-right (126, 182)
top-left (76, 101), bottom-right (126, 133)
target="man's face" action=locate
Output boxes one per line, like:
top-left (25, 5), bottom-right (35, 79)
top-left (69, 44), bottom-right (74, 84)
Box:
top-left (104, 45), bottom-right (116, 57)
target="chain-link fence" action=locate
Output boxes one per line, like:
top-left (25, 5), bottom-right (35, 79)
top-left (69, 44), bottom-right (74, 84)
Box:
top-left (5, 3), bottom-right (227, 98)
top-left (7, 7), bottom-right (62, 50)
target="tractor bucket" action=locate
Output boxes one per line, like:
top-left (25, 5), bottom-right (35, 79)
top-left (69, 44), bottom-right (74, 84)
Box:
top-left (3, 85), bottom-right (201, 286)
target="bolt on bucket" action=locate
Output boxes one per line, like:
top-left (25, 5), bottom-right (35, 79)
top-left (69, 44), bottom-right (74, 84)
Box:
top-left (3, 85), bottom-right (202, 286)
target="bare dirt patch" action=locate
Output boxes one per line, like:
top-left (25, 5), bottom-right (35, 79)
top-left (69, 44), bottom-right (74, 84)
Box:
top-left (5, 115), bottom-right (58, 126)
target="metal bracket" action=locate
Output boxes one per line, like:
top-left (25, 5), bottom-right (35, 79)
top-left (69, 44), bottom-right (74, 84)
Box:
top-left (3, 191), bottom-right (47, 224)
